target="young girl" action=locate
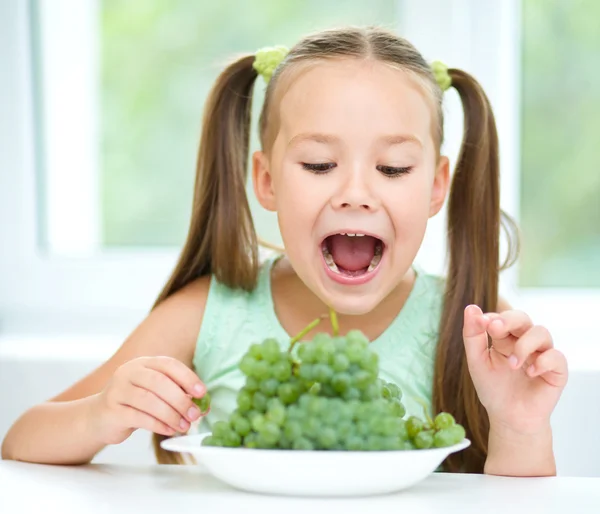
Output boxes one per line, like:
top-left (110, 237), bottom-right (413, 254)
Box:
top-left (2, 26), bottom-right (568, 476)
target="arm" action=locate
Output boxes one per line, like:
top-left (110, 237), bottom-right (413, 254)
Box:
top-left (1, 277), bottom-right (210, 465)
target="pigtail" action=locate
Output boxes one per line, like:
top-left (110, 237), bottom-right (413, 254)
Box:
top-left (151, 54), bottom-right (260, 464)
top-left (433, 69), bottom-right (519, 473)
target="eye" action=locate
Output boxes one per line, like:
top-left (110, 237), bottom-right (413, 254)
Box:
top-left (377, 165), bottom-right (413, 178)
top-left (301, 162), bottom-right (336, 174)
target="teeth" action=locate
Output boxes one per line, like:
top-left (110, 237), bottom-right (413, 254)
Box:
top-left (322, 246), bottom-right (340, 273)
top-left (347, 233), bottom-right (355, 237)
top-left (374, 244), bottom-right (382, 256)
top-left (367, 252), bottom-right (382, 272)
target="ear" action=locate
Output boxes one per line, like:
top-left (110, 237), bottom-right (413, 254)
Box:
top-left (429, 155), bottom-right (450, 217)
top-left (252, 150), bottom-right (277, 212)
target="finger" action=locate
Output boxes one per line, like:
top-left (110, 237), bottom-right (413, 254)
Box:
top-left (143, 356), bottom-right (206, 398)
top-left (131, 367), bottom-right (202, 423)
top-left (509, 325), bottom-right (554, 369)
top-left (124, 385), bottom-right (190, 433)
top-left (121, 405), bottom-right (176, 437)
top-left (526, 349), bottom-right (568, 387)
top-left (462, 305), bottom-right (492, 364)
top-left (487, 310), bottom-right (533, 340)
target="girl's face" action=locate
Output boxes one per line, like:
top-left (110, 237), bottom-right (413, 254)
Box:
top-left (253, 59), bottom-right (449, 315)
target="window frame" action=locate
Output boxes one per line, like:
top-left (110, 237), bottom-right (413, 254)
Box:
top-left (0, 0), bottom-right (597, 350)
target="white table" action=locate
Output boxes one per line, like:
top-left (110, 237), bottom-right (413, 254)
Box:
top-left (0, 461), bottom-right (600, 514)
top-left (0, 461), bottom-right (599, 514)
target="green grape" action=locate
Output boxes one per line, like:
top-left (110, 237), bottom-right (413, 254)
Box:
top-left (317, 427), bottom-right (338, 449)
top-left (232, 416), bottom-right (251, 437)
top-left (252, 391), bottom-right (268, 412)
top-left (192, 391), bottom-right (211, 414)
top-left (212, 420), bottom-right (230, 439)
top-left (272, 360), bottom-right (292, 381)
top-left (244, 432), bottom-right (258, 448)
top-left (380, 416), bottom-right (400, 436)
top-left (260, 378), bottom-right (280, 397)
top-left (337, 420), bottom-right (354, 439)
top-left (313, 363), bottom-right (333, 383)
top-left (201, 435), bottom-right (216, 446)
top-left (222, 429), bottom-right (242, 447)
top-left (261, 338), bottom-right (281, 363)
top-left (434, 425), bottom-right (466, 447)
top-left (245, 376), bottom-right (260, 392)
top-left (283, 420), bottom-right (302, 440)
top-left (406, 416), bottom-right (424, 439)
top-left (251, 414), bottom-right (266, 432)
top-left (302, 417), bottom-right (320, 438)
top-left (248, 343), bottom-right (263, 359)
top-left (332, 372), bottom-right (351, 393)
top-left (353, 370), bottom-right (375, 390)
top-left (434, 412), bottom-right (456, 430)
top-left (292, 437), bottom-right (314, 450)
top-left (346, 329), bottom-right (369, 348)
top-left (346, 344), bottom-right (364, 364)
top-left (386, 383), bottom-right (402, 400)
top-left (278, 382), bottom-right (301, 405)
top-left (239, 355), bottom-right (257, 376)
top-left (362, 382), bottom-right (381, 401)
top-left (315, 341), bottom-right (335, 363)
top-left (366, 435), bottom-right (385, 451)
top-left (254, 360), bottom-right (270, 380)
top-left (389, 398), bottom-right (406, 418)
top-left (382, 436), bottom-right (404, 451)
top-left (297, 343), bottom-right (317, 363)
top-left (299, 363), bottom-right (314, 382)
top-left (360, 352), bottom-right (379, 373)
top-left (382, 385), bottom-right (392, 399)
top-left (312, 333), bottom-right (332, 345)
top-left (345, 435), bottom-right (364, 451)
top-left (396, 418), bottom-right (408, 440)
top-left (266, 403), bottom-right (286, 426)
top-left (342, 387), bottom-right (361, 401)
top-left (259, 421), bottom-right (281, 445)
top-left (414, 430), bottom-right (434, 449)
top-left (255, 433), bottom-right (276, 449)
top-left (332, 353), bottom-right (350, 372)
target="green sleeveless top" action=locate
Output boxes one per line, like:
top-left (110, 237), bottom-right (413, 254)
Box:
top-left (193, 253), bottom-right (445, 433)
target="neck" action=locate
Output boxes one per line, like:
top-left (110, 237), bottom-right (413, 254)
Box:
top-left (270, 255), bottom-right (417, 341)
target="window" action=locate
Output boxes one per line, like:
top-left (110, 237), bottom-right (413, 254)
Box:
top-left (1, 0), bottom-right (598, 348)
top-left (520, 0), bottom-right (600, 288)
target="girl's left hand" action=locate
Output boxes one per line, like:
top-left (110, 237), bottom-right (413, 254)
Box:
top-left (462, 304), bottom-right (568, 435)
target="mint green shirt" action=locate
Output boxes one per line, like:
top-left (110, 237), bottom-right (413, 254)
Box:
top-left (193, 253), bottom-right (445, 432)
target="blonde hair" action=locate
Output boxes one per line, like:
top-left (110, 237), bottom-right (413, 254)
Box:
top-left (151, 25), bottom-right (518, 472)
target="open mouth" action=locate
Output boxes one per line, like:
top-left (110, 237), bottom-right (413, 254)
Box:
top-left (321, 232), bottom-right (384, 279)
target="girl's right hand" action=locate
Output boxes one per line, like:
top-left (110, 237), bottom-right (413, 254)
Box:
top-left (91, 356), bottom-right (207, 445)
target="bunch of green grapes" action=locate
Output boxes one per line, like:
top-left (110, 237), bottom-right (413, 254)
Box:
top-left (405, 412), bottom-right (466, 449)
top-left (201, 313), bottom-right (465, 451)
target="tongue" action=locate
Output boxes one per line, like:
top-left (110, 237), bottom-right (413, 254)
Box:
top-left (328, 235), bottom-right (377, 271)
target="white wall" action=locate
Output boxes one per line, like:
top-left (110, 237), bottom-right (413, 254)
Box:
top-left (1, 337), bottom-right (599, 476)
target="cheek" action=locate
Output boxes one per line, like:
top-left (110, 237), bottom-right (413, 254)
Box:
top-left (385, 176), bottom-right (432, 238)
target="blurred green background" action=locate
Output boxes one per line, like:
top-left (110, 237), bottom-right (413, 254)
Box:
top-left (520, 0), bottom-right (600, 287)
top-left (100, 0), bottom-right (600, 288)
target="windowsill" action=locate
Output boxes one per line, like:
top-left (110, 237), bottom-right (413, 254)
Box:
top-left (0, 333), bottom-right (598, 372)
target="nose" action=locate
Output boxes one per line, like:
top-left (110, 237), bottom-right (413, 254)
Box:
top-left (331, 171), bottom-right (381, 212)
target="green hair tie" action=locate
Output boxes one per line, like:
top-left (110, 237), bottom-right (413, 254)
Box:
top-left (431, 60), bottom-right (452, 91)
top-left (253, 45), bottom-right (289, 84)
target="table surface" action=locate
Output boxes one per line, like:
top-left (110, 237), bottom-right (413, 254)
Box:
top-left (1, 460), bottom-right (599, 514)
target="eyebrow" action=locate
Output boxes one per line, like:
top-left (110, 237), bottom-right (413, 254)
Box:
top-left (287, 132), bottom-right (423, 148)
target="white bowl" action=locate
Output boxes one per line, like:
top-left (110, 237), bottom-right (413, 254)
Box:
top-left (161, 433), bottom-right (470, 497)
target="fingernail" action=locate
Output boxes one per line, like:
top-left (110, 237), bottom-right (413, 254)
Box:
top-left (491, 319), bottom-right (504, 329)
top-left (482, 314), bottom-right (490, 322)
top-left (194, 383), bottom-right (205, 396)
top-left (508, 354), bottom-right (518, 368)
top-left (179, 418), bottom-right (190, 431)
top-left (188, 406), bottom-right (200, 420)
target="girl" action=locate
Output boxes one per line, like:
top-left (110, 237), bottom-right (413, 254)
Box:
top-left (2, 26), bottom-right (568, 476)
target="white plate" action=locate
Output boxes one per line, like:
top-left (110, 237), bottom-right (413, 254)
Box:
top-left (161, 433), bottom-right (471, 497)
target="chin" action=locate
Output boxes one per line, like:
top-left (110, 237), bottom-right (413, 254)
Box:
top-left (316, 288), bottom-right (385, 317)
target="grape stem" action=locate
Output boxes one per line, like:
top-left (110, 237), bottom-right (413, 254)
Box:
top-left (414, 397), bottom-right (435, 428)
top-left (288, 317), bottom-right (323, 353)
top-left (329, 307), bottom-right (339, 336)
